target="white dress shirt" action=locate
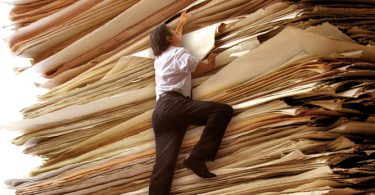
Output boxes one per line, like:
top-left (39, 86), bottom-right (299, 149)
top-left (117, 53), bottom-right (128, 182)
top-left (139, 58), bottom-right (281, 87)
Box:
top-left (154, 46), bottom-right (199, 100)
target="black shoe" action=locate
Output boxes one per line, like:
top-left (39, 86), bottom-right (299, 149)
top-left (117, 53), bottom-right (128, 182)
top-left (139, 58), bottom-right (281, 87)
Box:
top-left (183, 155), bottom-right (216, 178)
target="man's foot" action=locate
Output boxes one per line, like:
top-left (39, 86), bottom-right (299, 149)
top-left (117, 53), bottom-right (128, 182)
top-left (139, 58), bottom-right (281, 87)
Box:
top-left (183, 155), bottom-right (216, 178)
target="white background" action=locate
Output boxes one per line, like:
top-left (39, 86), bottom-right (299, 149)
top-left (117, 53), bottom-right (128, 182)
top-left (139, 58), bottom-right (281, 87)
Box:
top-left (0, 3), bottom-right (44, 195)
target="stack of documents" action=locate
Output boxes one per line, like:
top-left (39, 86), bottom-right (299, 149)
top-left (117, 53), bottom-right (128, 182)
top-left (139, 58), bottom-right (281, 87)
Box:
top-left (2, 0), bottom-right (375, 194)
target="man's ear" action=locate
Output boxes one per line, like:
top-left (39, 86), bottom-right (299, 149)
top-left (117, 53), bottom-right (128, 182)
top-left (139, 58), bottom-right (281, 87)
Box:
top-left (166, 35), bottom-right (173, 43)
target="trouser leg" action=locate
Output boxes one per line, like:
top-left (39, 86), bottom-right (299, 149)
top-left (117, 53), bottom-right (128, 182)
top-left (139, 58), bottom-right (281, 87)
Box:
top-left (179, 100), bottom-right (233, 161)
top-left (149, 106), bottom-right (187, 195)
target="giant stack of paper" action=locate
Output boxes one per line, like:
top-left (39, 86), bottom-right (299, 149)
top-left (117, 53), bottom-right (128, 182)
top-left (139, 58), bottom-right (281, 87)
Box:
top-left (2, 0), bottom-right (375, 194)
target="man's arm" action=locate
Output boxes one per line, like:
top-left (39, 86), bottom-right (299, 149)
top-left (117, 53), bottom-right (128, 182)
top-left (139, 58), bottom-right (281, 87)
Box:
top-left (194, 53), bottom-right (217, 73)
top-left (175, 11), bottom-right (189, 39)
top-left (175, 11), bottom-right (216, 74)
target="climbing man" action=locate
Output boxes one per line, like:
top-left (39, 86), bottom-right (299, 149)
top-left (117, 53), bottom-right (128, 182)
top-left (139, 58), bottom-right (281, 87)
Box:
top-left (148, 11), bottom-right (233, 194)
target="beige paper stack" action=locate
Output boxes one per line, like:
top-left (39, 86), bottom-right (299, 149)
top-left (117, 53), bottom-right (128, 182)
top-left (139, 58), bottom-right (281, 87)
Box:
top-left (2, 0), bottom-right (375, 194)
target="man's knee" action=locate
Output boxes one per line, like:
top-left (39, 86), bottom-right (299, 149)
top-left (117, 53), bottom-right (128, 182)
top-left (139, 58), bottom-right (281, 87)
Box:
top-left (217, 103), bottom-right (233, 118)
top-left (225, 104), bottom-right (234, 117)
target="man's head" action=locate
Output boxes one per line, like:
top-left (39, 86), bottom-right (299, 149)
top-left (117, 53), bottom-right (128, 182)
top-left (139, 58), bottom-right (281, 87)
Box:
top-left (150, 23), bottom-right (181, 56)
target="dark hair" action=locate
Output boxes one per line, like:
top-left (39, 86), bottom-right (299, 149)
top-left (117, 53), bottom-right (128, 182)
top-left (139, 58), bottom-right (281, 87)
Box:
top-left (150, 23), bottom-right (171, 56)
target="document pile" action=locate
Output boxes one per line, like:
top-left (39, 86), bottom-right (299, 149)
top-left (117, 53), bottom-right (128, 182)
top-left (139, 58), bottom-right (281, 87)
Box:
top-left (2, 0), bottom-right (374, 194)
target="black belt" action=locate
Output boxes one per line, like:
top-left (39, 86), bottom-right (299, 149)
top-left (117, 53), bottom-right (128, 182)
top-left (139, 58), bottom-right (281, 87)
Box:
top-left (160, 91), bottom-right (191, 99)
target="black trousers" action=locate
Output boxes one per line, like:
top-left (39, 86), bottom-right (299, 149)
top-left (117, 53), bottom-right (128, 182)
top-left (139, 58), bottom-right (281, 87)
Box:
top-left (149, 91), bottom-right (233, 195)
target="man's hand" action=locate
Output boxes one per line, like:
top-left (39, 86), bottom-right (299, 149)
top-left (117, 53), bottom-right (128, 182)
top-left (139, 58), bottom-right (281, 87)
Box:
top-left (175, 11), bottom-right (190, 38)
top-left (179, 11), bottom-right (189, 26)
top-left (207, 53), bottom-right (217, 67)
top-left (194, 53), bottom-right (217, 73)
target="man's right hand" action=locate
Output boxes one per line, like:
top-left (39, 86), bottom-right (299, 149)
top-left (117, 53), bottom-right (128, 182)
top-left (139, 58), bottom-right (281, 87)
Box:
top-left (207, 53), bottom-right (217, 67)
top-left (194, 53), bottom-right (217, 73)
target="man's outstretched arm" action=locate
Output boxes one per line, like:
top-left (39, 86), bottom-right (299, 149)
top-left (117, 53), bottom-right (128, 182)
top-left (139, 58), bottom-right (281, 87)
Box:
top-left (175, 11), bottom-right (189, 39)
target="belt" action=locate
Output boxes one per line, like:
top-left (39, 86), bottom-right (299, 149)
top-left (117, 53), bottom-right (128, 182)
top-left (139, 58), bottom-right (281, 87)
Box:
top-left (159, 91), bottom-right (191, 99)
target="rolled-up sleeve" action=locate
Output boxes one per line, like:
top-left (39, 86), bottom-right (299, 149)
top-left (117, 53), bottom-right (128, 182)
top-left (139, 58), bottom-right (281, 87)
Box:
top-left (174, 48), bottom-right (199, 73)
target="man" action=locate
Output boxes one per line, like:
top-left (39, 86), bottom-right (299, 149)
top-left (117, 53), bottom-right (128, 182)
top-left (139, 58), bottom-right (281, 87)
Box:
top-left (149, 11), bottom-right (233, 194)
